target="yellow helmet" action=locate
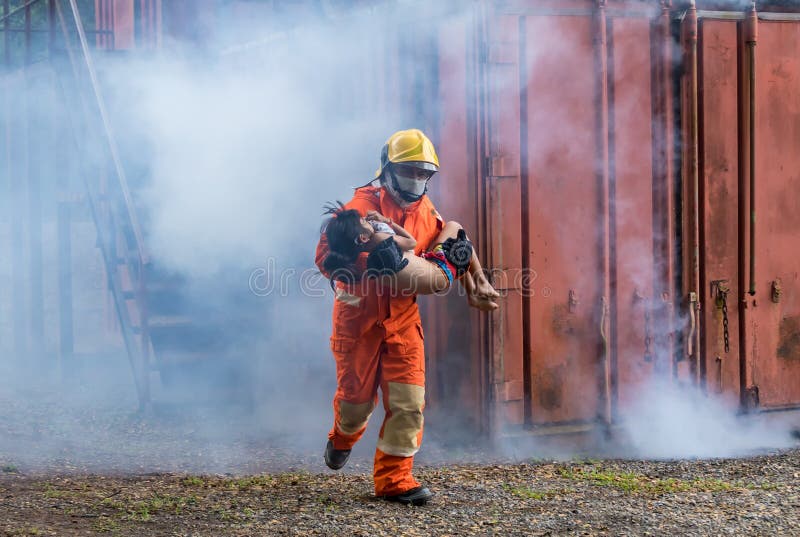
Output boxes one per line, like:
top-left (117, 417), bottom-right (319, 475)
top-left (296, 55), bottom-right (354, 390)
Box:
top-left (374, 129), bottom-right (440, 179)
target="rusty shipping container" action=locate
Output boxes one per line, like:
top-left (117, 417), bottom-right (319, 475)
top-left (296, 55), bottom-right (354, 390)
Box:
top-left (422, 0), bottom-right (800, 440)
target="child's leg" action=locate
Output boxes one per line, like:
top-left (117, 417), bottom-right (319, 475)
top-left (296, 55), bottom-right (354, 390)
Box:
top-left (430, 220), bottom-right (464, 249)
top-left (381, 221), bottom-right (471, 296)
top-left (391, 254), bottom-right (451, 295)
top-left (436, 221), bottom-right (499, 311)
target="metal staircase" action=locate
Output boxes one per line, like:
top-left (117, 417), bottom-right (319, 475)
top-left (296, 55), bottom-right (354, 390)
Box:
top-left (52, 0), bottom-right (152, 408)
top-left (53, 1), bottom-right (253, 409)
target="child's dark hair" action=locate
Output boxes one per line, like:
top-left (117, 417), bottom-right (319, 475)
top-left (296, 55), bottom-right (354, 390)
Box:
top-left (322, 201), bottom-right (365, 283)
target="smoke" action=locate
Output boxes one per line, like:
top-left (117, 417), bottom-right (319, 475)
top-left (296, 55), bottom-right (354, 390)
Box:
top-left (619, 379), bottom-right (797, 459)
top-left (2, 0), bottom-right (798, 475)
top-left (0, 0), bottom-right (466, 473)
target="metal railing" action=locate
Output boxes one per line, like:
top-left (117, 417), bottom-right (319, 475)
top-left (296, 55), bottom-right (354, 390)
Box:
top-left (1, 0), bottom-right (151, 408)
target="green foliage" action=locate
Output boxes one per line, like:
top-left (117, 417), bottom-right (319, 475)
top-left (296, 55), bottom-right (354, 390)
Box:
top-left (502, 484), bottom-right (560, 500)
top-left (91, 516), bottom-right (121, 534)
top-left (557, 465), bottom-right (777, 495)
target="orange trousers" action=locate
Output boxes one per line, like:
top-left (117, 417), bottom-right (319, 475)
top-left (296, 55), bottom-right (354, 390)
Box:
top-left (328, 317), bottom-right (426, 496)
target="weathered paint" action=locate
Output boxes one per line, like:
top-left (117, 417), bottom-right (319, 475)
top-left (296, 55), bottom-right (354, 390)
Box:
top-left (745, 18), bottom-right (800, 408)
top-left (609, 14), bottom-right (657, 410)
top-left (698, 18), bottom-right (742, 402)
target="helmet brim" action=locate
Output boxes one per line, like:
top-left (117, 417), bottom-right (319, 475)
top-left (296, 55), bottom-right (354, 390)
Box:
top-left (393, 160), bottom-right (439, 173)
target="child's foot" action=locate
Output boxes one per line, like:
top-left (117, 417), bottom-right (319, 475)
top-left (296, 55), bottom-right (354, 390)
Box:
top-left (475, 278), bottom-right (500, 300)
top-left (469, 293), bottom-right (500, 311)
top-left (469, 279), bottom-right (500, 311)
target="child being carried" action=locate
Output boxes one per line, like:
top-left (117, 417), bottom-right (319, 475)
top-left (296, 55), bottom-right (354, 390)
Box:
top-left (321, 201), bottom-right (476, 296)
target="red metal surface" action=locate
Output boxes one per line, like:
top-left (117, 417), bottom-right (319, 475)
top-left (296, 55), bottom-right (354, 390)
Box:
top-left (423, 7), bottom-right (489, 430)
top-left (481, 0), bottom-right (675, 431)
top-left (697, 18), bottom-right (742, 403)
top-left (524, 11), bottom-right (602, 426)
top-left (486, 13), bottom-right (525, 427)
top-left (609, 13), bottom-right (657, 409)
top-left (423, 8), bottom-right (488, 432)
top-left (744, 18), bottom-right (800, 408)
top-left (651, 0), bottom-right (677, 382)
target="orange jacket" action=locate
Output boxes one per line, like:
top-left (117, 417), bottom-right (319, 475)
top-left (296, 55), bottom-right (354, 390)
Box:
top-left (315, 185), bottom-right (444, 339)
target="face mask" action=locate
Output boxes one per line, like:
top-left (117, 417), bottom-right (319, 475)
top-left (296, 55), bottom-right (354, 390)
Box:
top-left (387, 167), bottom-right (431, 203)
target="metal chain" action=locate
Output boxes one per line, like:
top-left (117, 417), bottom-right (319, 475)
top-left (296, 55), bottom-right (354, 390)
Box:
top-left (721, 289), bottom-right (730, 353)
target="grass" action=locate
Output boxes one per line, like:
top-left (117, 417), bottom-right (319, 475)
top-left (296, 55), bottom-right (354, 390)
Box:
top-left (212, 504), bottom-right (257, 523)
top-left (502, 484), bottom-right (562, 500)
top-left (92, 516), bottom-right (121, 534)
top-left (5, 527), bottom-right (43, 536)
top-left (182, 474), bottom-right (277, 490)
top-left (228, 475), bottom-right (275, 490)
top-left (96, 493), bottom-right (200, 522)
top-left (42, 483), bottom-right (71, 499)
top-left (181, 476), bottom-right (204, 487)
top-left (2, 464), bottom-right (19, 473)
top-left (557, 466), bottom-right (777, 495)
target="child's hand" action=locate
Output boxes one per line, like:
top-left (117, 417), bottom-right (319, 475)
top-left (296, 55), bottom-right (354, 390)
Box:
top-left (366, 210), bottom-right (391, 224)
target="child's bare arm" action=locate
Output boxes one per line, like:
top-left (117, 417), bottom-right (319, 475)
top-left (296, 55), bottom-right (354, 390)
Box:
top-left (368, 231), bottom-right (416, 253)
top-left (388, 223), bottom-right (417, 251)
top-left (366, 210), bottom-right (417, 251)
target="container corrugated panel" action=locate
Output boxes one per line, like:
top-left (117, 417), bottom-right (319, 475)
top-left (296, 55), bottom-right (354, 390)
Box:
top-left (750, 18), bottom-right (800, 408)
top-left (473, 0), bottom-right (671, 433)
top-left (694, 8), bottom-right (800, 410)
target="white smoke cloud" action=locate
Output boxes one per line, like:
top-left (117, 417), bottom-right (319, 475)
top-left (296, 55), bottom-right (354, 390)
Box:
top-left (619, 379), bottom-right (797, 458)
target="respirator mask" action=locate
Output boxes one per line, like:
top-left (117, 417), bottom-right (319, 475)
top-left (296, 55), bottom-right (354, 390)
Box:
top-left (386, 164), bottom-right (435, 203)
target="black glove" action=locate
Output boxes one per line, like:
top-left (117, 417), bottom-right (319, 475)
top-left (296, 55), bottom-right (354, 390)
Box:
top-left (366, 236), bottom-right (409, 276)
top-left (441, 229), bottom-right (473, 277)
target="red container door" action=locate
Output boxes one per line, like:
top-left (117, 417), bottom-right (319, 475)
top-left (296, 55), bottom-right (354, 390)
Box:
top-left (423, 8), bottom-right (490, 433)
top-left (608, 13), bottom-right (659, 411)
top-left (695, 11), bottom-right (800, 410)
top-left (697, 18), bottom-right (743, 403)
top-left (485, 14), bottom-right (527, 427)
top-left (524, 13), bottom-right (605, 426)
top-left (744, 19), bottom-right (800, 409)
top-left (484, 2), bottom-right (668, 431)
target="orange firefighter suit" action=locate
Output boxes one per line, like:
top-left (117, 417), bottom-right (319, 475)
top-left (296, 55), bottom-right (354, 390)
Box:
top-left (315, 184), bottom-right (443, 496)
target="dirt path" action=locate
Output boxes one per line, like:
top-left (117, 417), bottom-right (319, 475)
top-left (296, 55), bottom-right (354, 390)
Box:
top-left (1, 449), bottom-right (798, 536)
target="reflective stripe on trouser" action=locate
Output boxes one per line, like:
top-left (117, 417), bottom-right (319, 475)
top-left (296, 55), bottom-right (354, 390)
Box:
top-left (328, 319), bottom-right (426, 496)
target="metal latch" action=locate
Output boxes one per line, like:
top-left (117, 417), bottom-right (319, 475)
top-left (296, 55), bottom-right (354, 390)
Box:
top-left (771, 279), bottom-right (782, 303)
top-left (686, 292), bottom-right (698, 357)
top-left (568, 289), bottom-right (579, 313)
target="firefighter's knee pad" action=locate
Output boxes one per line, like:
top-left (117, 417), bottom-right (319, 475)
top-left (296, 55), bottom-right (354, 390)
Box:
top-left (377, 382), bottom-right (425, 457)
top-left (337, 400), bottom-right (376, 436)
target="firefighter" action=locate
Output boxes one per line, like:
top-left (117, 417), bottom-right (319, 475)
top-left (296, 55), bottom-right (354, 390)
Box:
top-left (315, 129), bottom-right (499, 506)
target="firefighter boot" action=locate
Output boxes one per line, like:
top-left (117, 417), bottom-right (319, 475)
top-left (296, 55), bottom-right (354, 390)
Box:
top-left (324, 440), bottom-right (352, 470)
top-left (383, 486), bottom-right (433, 506)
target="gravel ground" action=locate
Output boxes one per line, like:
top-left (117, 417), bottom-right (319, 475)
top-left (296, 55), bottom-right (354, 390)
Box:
top-left (1, 449), bottom-right (799, 536)
top-left (2, 364), bottom-right (799, 535)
